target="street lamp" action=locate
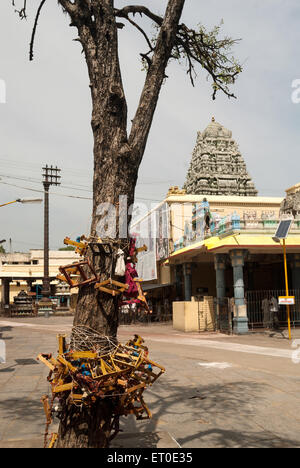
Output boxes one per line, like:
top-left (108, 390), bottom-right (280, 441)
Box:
top-left (0, 198), bottom-right (43, 208)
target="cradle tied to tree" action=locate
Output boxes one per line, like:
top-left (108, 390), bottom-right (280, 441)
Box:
top-left (38, 330), bottom-right (165, 448)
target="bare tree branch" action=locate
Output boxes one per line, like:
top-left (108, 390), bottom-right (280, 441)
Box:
top-left (115, 4), bottom-right (241, 100)
top-left (57, 0), bottom-right (78, 17)
top-left (12, 0), bottom-right (27, 19)
top-left (128, 0), bottom-right (185, 162)
top-left (114, 5), bottom-right (163, 27)
top-left (29, 0), bottom-right (47, 61)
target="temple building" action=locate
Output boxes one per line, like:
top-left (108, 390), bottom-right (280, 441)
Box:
top-left (132, 119), bottom-right (300, 335)
top-left (184, 118), bottom-right (257, 197)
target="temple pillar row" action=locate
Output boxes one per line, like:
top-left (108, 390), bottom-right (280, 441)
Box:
top-left (214, 254), bottom-right (227, 300)
top-left (230, 249), bottom-right (249, 334)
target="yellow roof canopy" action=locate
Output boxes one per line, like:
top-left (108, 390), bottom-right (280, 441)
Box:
top-left (168, 234), bottom-right (300, 260)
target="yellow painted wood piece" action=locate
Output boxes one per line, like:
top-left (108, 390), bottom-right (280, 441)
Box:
top-left (136, 244), bottom-right (148, 254)
top-left (58, 267), bottom-right (80, 280)
top-left (70, 394), bottom-right (84, 401)
top-left (56, 274), bottom-right (68, 283)
top-left (95, 279), bottom-right (129, 296)
top-left (96, 285), bottom-right (122, 296)
top-left (117, 379), bottom-right (127, 387)
top-left (69, 351), bottom-right (98, 360)
top-left (103, 359), bottom-right (115, 373)
top-left (57, 335), bottom-right (67, 355)
top-left (110, 357), bottom-right (121, 372)
top-left (100, 359), bottom-right (108, 375)
top-left (49, 357), bottom-right (60, 367)
top-left (115, 352), bottom-right (132, 359)
top-left (144, 357), bottom-right (165, 372)
top-left (113, 358), bottom-right (137, 368)
top-left (57, 355), bottom-right (77, 373)
top-left (134, 335), bottom-right (144, 346)
top-left (41, 395), bottom-right (52, 424)
top-left (37, 354), bottom-right (55, 371)
top-left (126, 383), bottom-right (146, 393)
top-left (64, 237), bottom-right (87, 255)
top-left (48, 433), bottom-right (58, 449)
top-left (53, 382), bottom-right (74, 393)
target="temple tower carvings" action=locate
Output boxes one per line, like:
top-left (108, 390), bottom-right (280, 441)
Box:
top-left (184, 118), bottom-right (257, 196)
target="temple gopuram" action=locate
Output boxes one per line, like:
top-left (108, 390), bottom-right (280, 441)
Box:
top-left (184, 118), bottom-right (258, 197)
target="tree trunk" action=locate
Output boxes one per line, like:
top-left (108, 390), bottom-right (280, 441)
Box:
top-left (57, 8), bottom-right (140, 445)
top-left (57, 136), bottom-right (138, 449)
top-left (56, 399), bottom-right (118, 449)
top-left (55, 0), bottom-right (185, 448)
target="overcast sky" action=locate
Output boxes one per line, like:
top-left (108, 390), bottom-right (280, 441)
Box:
top-left (0, 0), bottom-right (299, 251)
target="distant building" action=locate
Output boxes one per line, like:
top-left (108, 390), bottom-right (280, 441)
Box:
top-left (0, 249), bottom-right (79, 312)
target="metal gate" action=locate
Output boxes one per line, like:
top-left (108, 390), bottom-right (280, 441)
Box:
top-left (118, 304), bottom-right (172, 325)
top-left (215, 298), bottom-right (233, 334)
top-left (246, 289), bottom-right (300, 329)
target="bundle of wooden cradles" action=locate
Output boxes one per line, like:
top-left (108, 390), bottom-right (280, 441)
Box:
top-left (38, 330), bottom-right (165, 448)
top-left (56, 235), bottom-right (151, 313)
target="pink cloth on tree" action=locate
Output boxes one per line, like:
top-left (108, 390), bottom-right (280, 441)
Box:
top-left (124, 262), bottom-right (138, 298)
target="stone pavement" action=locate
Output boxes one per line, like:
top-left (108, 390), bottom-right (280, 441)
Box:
top-left (0, 317), bottom-right (300, 448)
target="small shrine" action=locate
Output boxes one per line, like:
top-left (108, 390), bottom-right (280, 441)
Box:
top-left (184, 118), bottom-right (258, 196)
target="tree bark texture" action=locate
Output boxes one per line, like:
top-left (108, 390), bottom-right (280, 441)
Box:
top-left (56, 399), bottom-right (118, 448)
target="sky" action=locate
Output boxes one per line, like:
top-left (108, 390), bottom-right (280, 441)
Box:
top-left (0, 0), bottom-right (300, 251)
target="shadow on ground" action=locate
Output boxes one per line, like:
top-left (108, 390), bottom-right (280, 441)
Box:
top-left (118, 379), bottom-right (300, 448)
top-left (0, 358), bottom-right (39, 373)
top-left (0, 326), bottom-right (13, 341)
top-left (0, 377), bottom-right (299, 448)
top-left (0, 395), bottom-right (44, 429)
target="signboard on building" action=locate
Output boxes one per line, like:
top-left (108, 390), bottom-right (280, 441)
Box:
top-left (156, 203), bottom-right (170, 260)
top-left (278, 296), bottom-right (295, 305)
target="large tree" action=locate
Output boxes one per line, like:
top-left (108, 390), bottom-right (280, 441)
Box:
top-left (13, 0), bottom-right (242, 448)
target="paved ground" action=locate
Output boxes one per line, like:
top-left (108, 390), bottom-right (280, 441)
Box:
top-left (0, 317), bottom-right (300, 448)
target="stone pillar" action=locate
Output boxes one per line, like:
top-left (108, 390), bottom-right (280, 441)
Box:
top-left (289, 254), bottom-right (300, 291)
top-left (214, 254), bottom-right (227, 300)
top-left (183, 263), bottom-right (192, 302)
top-left (2, 279), bottom-right (10, 306)
top-left (214, 254), bottom-right (227, 329)
top-left (230, 250), bottom-right (248, 334)
top-left (175, 265), bottom-right (183, 299)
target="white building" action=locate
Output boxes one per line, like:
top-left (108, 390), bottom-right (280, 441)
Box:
top-left (0, 249), bottom-right (79, 310)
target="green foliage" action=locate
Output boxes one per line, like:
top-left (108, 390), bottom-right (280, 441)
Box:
top-left (59, 246), bottom-right (75, 251)
top-left (141, 19), bottom-right (242, 100)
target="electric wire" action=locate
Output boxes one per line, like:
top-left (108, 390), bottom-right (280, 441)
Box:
top-left (0, 180), bottom-right (164, 203)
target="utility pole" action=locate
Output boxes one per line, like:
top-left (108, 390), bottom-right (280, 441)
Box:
top-left (40, 165), bottom-right (61, 307)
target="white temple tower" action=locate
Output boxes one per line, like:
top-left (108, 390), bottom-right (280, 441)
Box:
top-left (184, 118), bottom-right (257, 196)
